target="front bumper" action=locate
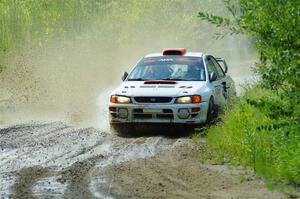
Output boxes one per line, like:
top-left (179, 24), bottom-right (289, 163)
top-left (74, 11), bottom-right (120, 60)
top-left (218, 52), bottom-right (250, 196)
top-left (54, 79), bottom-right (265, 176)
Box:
top-left (109, 102), bottom-right (209, 124)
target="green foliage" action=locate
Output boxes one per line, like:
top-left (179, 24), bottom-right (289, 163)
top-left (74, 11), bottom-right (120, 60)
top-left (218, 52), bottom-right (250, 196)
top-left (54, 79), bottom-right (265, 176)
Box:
top-left (198, 0), bottom-right (300, 188)
top-left (0, 64), bottom-right (5, 73)
top-left (207, 87), bottom-right (300, 185)
top-left (0, 0), bottom-right (103, 52)
top-left (1, 0), bottom-right (243, 78)
top-left (0, 0), bottom-right (229, 53)
top-left (198, 0), bottom-right (300, 94)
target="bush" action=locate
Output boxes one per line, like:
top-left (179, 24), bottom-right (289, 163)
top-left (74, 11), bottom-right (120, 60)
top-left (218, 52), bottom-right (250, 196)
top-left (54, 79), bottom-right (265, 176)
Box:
top-left (0, 0), bottom-right (103, 52)
top-left (198, 0), bottom-right (300, 187)
top-left (199, 0), bottom-right (300, 95)
top-left (207, 87), bottom-right (300, 185)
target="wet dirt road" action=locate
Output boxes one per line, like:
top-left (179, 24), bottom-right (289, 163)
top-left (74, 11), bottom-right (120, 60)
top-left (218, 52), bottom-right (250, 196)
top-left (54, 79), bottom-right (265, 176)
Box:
top-left (0, 122), bottom-right (284, 199)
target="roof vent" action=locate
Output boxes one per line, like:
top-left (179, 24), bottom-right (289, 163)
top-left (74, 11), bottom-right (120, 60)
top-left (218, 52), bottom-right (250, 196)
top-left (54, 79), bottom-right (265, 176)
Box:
top-left (162, 48), bottom-right (186, 55)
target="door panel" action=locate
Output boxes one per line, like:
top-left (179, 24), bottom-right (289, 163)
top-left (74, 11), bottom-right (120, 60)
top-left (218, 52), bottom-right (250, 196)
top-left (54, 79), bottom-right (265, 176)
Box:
top-left (211, 57), bottom-right (231, 102)
top-left (205, 56), bottom-right (223, 105)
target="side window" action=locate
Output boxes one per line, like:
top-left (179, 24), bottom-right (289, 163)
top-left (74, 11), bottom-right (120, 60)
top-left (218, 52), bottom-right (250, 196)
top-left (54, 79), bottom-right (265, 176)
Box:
top-left (211, 58), bottom-right (225, 79)
top-left (206, 57), bottom-right (217, 75)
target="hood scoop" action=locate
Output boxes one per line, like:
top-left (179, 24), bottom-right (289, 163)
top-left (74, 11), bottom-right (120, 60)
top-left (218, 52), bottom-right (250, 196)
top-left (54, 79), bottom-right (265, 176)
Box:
top-left (144, 80), bottom-right (177, 84)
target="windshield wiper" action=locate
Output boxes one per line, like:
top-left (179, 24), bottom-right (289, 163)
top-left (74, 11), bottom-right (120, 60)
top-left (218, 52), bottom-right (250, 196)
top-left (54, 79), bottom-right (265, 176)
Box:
top-left (127, 78), bottom-right (145, 81)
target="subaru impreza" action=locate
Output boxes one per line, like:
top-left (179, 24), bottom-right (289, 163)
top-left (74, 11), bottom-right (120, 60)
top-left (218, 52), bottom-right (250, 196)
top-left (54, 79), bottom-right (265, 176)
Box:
top-left (109, 48), bottom-right (236, 135)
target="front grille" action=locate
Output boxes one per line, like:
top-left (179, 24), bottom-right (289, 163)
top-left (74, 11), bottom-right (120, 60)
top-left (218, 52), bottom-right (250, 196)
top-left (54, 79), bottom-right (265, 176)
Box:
top-left (134, 97), bottom-right (172, 103)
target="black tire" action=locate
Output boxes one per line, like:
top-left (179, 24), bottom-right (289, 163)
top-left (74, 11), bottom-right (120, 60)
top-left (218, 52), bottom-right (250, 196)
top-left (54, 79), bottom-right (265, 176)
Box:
top-left (171, 125), bottom-right (193, 135)
top-left (206, 98), bottom-right (215, 124)
top-left (182, 125), bottom-right (196, 135)
top-left (110, 123), bottom-right (136, 137)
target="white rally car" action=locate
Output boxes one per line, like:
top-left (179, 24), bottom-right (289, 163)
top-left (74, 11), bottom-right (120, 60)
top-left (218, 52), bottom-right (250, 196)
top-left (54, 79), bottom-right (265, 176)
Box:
top-left (109, 48), bottom-right (236, 135)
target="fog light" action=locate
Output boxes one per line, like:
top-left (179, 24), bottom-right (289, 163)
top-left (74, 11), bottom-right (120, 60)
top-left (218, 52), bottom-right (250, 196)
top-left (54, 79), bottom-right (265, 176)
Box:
top-left (191, 107), bottom-right (200, 112)
top-left (178, 108), bottom-right (190, 119)
top-left (109, 107), bottom-right (117, 112)
top-left (118, 108), bottom-right (128, 118)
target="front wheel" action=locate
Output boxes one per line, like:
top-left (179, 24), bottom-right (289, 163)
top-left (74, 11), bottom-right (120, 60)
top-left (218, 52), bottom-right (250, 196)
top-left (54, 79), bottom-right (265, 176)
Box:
top-left (110, 123), bottom-right (136, 137)
top-left (206, 98), bottom-right (215, 124)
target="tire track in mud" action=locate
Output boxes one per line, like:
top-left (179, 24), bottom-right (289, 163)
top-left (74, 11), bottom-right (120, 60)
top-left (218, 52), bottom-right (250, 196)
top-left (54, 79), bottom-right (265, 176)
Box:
top-left (58, 155), bottom-right (104, 199)
top-left (0, 123), bottom-right (72, 172)
top-left (0, 122), bottom-right (187, 198)
top-left (13, 166), bottom-right (50, 199)
top-left (11, 155), bottom-right (104, 199)
top-left (1, 122), bottom-right (284, 199)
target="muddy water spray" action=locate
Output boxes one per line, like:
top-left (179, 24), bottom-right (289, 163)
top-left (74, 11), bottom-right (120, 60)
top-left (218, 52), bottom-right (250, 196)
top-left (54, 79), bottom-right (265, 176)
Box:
top-left (0, 0), bottom-right (256, 128)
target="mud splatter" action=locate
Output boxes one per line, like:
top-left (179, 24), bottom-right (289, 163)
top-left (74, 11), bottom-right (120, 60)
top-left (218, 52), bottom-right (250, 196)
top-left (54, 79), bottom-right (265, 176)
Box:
top-left (13, 166), bottom-right (50, 199)
top-left (58, 155), bottom-right (104, 199)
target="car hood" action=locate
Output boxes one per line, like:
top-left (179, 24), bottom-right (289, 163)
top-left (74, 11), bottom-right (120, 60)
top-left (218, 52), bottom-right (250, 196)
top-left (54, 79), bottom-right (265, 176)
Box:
top-left (112, 81), bottom-right (207, 97)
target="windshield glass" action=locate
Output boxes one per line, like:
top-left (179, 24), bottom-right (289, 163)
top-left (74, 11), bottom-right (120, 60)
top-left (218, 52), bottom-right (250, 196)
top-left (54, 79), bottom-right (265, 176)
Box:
top-left (127, 56), bottom-right (206, 81)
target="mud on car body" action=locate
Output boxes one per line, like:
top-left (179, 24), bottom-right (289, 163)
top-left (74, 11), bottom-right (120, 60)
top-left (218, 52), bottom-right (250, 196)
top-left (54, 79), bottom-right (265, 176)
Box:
top-left (109, 48), bottom-right (236, 135)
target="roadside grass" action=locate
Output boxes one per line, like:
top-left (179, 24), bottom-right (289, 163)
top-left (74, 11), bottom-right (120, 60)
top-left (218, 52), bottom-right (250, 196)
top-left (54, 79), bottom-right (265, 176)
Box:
top-left (0, 64), bottom-right (6, 73)
top-left (195, 86), bottom-right (300, 195)
top-left (197, 0), bottom-right (299, 195)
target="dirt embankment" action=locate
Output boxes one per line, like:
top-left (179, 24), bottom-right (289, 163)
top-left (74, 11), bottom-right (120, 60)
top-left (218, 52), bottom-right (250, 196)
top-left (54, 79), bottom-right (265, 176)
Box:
top-left (0, 122), bottom-right (285, 199)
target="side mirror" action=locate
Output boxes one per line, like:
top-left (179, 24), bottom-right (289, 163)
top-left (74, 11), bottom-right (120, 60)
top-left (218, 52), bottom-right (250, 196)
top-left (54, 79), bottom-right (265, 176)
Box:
top-left (209, 72), bottom-right (217, 82)
top-left (121, 72), bottom-right (128, 81)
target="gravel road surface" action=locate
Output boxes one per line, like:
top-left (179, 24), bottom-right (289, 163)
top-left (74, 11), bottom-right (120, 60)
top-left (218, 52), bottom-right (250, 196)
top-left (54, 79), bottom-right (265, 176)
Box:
top-left (0, 122), bottom-right (284, 199)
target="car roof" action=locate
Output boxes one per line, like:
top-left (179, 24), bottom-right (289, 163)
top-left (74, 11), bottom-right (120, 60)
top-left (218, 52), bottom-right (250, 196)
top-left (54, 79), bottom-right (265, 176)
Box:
top-left (144, 52), bottom-right (204, 58)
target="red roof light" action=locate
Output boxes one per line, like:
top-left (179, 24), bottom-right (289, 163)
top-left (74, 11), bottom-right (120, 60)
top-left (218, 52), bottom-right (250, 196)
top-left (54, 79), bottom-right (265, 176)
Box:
top-left (162, 48), bottom-right (186, 56)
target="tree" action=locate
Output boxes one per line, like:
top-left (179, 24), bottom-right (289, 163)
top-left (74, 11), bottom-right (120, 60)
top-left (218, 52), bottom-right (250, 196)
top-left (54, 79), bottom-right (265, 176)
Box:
top-left (198, 0), bottom-right (300, 96)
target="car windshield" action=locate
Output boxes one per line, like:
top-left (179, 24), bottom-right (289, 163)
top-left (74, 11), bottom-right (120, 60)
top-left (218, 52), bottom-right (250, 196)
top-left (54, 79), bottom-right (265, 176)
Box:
top-left (127, 56), bottom-right (206, 81)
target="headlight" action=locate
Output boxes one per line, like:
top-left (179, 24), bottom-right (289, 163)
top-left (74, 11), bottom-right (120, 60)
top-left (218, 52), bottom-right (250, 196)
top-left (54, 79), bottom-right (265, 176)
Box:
top-left (176, 96), bottom-right (192, 103)
top-left (110, 95), bottom-right (131, 104)
top-left (176, 95), bottom-right (201, 103)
